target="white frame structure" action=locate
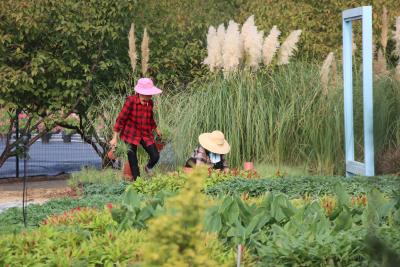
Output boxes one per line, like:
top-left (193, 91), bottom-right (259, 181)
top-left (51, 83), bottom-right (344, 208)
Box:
top-left (342, 6), bottom-right (375, 176)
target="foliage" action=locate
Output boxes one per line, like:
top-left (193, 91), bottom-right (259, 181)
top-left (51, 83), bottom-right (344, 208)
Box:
top-left (43, 206), bottom-right (117, 234)
top-left (110, 188), bottom-right (171, 230)
top-left (205, 183), bottom-right (400, 266)
top-left (239, 0), bottom-right (400, 62)
top-left (130, 171), bottom-right (187, 195)
top-left (0, 0), bottom-right (134, 111)
top-left (68, 167), bottom-right (125, 188)
top-left (141, 167), bottom-right (235, 266)
top-left (129, 168), bottom-right (259, 195)
top-left (0, 194), bottom-right (121, 232)
top-left (0, 226), bottom-right (144, 266)
top-left (206, 175), bottom-right (400, 198)
top-left (132, 0), bottom-right (239, 89)
top-left (0, 0), bottom-right (135, 166)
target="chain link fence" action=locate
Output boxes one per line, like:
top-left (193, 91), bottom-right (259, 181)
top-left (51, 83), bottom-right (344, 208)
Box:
top-left (0, 133), bottom-right (102, 179)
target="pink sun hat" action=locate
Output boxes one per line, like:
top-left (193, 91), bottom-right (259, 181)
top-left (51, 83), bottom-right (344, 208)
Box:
top-left (134, 78), bottom-right (162, 95)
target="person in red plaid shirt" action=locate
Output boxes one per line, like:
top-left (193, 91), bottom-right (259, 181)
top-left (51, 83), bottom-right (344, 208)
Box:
top-left (110, 78), bottom-right (162, 181)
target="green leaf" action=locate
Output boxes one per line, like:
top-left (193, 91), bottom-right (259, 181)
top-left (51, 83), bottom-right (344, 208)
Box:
top-left (333, 206), bottom-right (352, 232)
top-left (204, 213), bottom-right (222, 233)
top-left (334, 182), bottom-right (350, 207)
top-left (123, 189), bottom-right (141, 209)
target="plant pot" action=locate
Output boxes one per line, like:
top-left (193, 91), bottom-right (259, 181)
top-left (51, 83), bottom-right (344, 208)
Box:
top-left (123, 161), bottom-right (133, 180)
top-left (244, 162), bottom-right (254, 171)
top-left (183, 167), bottom-right (193, 174)
top-left (41, 133), bottom-right (52, 144)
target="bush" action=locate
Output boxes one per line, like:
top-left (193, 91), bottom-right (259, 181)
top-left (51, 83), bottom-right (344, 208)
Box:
top-left (239, 0), bottom-right (400, 61)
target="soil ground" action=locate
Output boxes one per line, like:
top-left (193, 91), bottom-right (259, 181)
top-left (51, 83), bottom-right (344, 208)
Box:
top-left (0, 175), bottom-right (72, 212)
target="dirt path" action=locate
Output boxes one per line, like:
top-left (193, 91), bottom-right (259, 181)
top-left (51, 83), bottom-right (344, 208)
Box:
top-left (0, 175), bottom-right (73, 212)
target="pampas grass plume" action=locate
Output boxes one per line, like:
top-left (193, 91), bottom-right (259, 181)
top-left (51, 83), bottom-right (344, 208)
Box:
top-left (392, 17), bottom-right (400, 58)
top-left (128, 23), bottom-right (137, 73)
top-left (320, 52), bottom-right (334, 94)
top-left (204, 26), bottom-right (220, 72)
top-left (381, 6), bottom-right (388, 53)
top-left (241, 15), bottom-right (263, 69)
top-left (277, 30), bottom-right (302, 65)
top-left (222, 20), bottom-right (242, 73)
top-left (141, 28), bottom-right (150, 76)
top-left (263, 25), bottom-right (281, 66)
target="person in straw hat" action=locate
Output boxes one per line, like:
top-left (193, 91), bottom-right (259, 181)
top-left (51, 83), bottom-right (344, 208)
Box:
top-left (110, 78), bottom-right (162, 181)
top-left (185, 130), bottom-right (230, 171)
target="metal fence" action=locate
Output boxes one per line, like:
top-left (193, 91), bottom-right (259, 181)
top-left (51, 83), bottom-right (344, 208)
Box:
top-left (0, 133), bottom-right (102, 179)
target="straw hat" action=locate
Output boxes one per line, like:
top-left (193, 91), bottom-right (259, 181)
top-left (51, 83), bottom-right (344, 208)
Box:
top-left (199, 130), bottom-right (230, 155)
top-left (134, 78), bottom-right (162, 95)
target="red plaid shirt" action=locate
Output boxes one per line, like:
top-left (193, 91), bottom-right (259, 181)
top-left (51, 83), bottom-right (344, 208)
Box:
top-left (114, 95), bottom-right (157, 146)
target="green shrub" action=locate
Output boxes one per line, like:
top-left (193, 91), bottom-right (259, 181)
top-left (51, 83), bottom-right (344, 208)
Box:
top-left (239, 0), bottom-right (400, 61)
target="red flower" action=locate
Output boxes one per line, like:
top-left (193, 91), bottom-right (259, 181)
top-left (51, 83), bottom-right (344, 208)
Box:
top-left (107, 203), bottom-right (113, 210)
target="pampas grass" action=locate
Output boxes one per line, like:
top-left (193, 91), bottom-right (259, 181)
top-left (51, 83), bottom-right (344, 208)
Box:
top-left (393, 17), bottom-right (400, 58)
top-left (277, 30), bottom-right (302, 65)
top-left (352, 33), bottom-right (357, 56)
top-left (128, 23), bottom-right (137, 73)
top-left (222, 20), bottom-right (242, 74)
top-left (262, 25), bottom-right (281, 66)
top-left (331, 54), bottom-right (337, 88)
top-left (203, 26), bottom-right (220, 72)
top-left (204, 16), bottom-right (302, 73)
top-left (381, 6), bottom-right (388, 53)
top-left (320, 52), bottom-right (335, 95)
top-left (216, 24), bottom-right (225, 69)
top-left (241, 15), bottom-right (263, 69)
top-left (141, 28), bottom-right (150, 76)
top-left (395, 64), bottom-right (400, 81)
top-left (375, 48), bottom-right (389, 76)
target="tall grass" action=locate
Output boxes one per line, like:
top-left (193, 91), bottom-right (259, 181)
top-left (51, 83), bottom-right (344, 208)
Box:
top-left (163, 62), bottom-right (400, 175)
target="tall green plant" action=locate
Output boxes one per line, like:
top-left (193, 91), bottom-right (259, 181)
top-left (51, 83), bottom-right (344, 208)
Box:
top-left (166, 62), bottom-right (400, 175)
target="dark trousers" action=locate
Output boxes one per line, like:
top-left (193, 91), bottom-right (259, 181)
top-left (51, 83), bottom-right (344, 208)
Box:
top-left (127, 140), bottom-right (159, 180)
